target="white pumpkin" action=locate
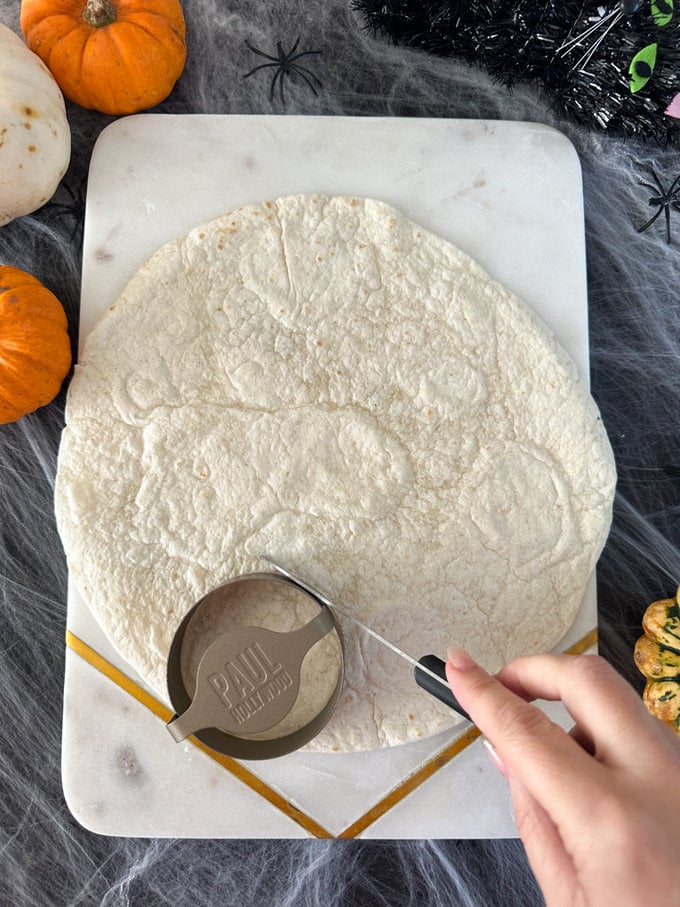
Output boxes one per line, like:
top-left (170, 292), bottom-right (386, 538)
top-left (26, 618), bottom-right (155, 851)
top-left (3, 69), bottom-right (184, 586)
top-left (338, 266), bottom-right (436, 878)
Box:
top-left (0, 24), bottom-right (71, 227)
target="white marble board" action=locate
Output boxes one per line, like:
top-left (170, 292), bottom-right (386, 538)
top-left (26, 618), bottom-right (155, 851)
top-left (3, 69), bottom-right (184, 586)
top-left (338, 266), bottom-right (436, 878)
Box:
top-left (62, 115), bottom-right (594, 839)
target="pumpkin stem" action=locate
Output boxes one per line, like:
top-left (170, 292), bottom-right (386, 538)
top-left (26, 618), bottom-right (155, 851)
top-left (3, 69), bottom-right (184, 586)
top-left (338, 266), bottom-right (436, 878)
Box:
top-left (83, 0), bottom-right (117, 28)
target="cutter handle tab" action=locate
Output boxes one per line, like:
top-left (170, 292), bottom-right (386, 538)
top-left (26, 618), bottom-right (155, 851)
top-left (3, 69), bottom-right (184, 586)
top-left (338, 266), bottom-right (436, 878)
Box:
top-left (166, 704), bottom-right (204, 743)
top-left (414, 655), bottom-right (472, 722)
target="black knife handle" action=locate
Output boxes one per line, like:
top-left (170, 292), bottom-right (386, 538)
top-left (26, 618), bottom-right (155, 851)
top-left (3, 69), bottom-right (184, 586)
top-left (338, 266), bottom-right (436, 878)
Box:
top-left (414, 655), bottom-right (472, 722)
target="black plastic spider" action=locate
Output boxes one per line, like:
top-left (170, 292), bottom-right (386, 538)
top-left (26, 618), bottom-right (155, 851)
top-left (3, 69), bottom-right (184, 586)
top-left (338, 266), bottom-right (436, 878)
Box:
top-left (244, 37), bottom-right (323, 105)
top-left (42, 180), bottom-right (87, 245)
top-left (637, 170), bottom-right (680, 245)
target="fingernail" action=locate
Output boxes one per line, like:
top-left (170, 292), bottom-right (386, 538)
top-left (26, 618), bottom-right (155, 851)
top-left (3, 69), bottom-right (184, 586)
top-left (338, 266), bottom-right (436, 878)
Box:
top-left (446, 646), bottom-right (477, 670)
top-left (482, 737), bottom-right (507, 775)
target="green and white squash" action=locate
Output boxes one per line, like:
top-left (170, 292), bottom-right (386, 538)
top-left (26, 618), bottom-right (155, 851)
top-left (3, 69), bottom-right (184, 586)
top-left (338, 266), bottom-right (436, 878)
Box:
top-left (635, 587), bottom-right (680, 735)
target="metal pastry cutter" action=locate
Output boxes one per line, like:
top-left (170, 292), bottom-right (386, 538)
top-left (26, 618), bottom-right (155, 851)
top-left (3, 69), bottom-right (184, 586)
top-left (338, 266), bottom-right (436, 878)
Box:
top-left (165, 572), bottom-right (345, 759)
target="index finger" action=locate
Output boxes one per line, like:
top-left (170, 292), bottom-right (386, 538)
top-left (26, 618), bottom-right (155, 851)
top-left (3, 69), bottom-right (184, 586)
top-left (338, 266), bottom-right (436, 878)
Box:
top-left (494, 653), bottom-right (658, 766)
top-left (445, 647), bottom-right (603, 829)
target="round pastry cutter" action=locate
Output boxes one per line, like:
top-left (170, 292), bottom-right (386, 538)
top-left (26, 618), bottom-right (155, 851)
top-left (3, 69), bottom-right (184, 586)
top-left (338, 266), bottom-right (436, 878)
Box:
top-left (166, 573), bottom-right (345, 759)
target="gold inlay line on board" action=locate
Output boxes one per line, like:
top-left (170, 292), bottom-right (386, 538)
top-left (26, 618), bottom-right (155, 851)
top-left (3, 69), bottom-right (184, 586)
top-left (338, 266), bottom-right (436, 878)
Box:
top-left (66, 627), bottom-right (598, 839)
top-left (65, 631), bottom-right (333, 839)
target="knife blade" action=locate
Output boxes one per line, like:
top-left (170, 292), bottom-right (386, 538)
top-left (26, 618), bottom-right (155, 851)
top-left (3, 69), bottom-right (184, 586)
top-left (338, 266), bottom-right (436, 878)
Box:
top-left (261, 556), bottom-right (471, 722)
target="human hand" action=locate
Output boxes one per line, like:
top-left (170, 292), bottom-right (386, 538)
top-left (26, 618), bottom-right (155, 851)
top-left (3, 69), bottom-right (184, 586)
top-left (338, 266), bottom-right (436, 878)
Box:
top-left (445, 648), bottom-right (680, 907)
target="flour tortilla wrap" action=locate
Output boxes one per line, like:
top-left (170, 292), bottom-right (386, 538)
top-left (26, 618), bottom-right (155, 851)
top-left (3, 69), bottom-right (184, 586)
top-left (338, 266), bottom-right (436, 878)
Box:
top-left (55, 194), bottom-right (616, 752)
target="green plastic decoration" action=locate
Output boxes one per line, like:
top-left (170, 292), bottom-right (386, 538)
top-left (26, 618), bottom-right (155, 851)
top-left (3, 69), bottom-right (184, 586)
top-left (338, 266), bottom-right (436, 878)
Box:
top-left (651, 0), bottom-right (674, 27)
top-left (629, 43), bottom-right (657, 92)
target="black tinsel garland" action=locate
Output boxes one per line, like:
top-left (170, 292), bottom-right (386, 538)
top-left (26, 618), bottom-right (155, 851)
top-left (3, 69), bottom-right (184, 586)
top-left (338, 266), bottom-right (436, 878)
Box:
top-left (353, 0), bottom-right (680, 143)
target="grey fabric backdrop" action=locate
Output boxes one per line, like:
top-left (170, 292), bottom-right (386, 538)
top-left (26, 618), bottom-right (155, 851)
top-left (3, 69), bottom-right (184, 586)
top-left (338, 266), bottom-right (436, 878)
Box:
top-left (1, 2), bottom-right (679, 904)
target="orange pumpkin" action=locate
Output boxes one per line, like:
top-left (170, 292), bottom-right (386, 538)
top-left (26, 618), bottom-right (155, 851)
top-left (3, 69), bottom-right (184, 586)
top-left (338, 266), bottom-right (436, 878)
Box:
top-left (20, 0), bottom-right (186, 115)
top-left (0, 266), bottom-right (71, 424)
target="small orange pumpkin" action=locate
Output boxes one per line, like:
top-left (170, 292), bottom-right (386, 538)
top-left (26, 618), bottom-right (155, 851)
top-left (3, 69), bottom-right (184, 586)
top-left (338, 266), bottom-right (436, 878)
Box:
top-left (0, 266), bottom-right (71, 424)
top-left (20, 0), bottom-right (186, 115)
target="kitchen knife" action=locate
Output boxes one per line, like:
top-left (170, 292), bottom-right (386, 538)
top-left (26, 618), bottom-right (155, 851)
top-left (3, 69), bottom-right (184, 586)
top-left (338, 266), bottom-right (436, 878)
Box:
top-left (262, 557), bottom-right (472, 722)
